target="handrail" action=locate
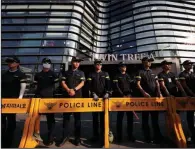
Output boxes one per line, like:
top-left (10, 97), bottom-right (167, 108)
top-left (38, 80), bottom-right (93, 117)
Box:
top-left (1, 97), bottom-right (195, 148)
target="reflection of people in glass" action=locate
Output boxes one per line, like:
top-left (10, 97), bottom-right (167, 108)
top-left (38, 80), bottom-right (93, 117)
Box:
top-left (2, 56), bottom-right (27, 148)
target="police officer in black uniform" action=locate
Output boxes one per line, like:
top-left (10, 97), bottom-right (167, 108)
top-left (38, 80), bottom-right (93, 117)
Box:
top-left (33, 58), bottom-right (59, 146)
top-left (113, 62), bottom-right (136, 143)
top-left (2, 56), bottom-right (27, 148)
top-left (58, 56), bottom-right (85, 147)
top-left (158, 60), bottom-right (187, 97)
top-left (179, 60), bottom-right (195, 143)
top-left (135, 57), bottom-right (163, 144)
top-left (87, 59), bottom-right (111, 147)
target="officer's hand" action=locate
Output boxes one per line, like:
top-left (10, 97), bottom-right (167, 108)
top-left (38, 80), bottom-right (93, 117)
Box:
top-left (159, 93), bottom-right (163, 98)
top-left (69, 89), bottom-right (75, 96)
top-left (103, 93), bottom-right (109, 99)
top-left (144, 92), bottom-right (151, 98)
top-left (93, 93), bottom-right (99, 101)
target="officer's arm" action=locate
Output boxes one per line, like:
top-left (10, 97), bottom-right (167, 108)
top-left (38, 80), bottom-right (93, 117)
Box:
top-left (179, 75), bottom-right (195, 96)
top-left (105, 72), bottom-right (112, 95)
top-left (175, 77), bottom-right (187, 96)
top-left (158, 78), bottom-right (170, 96)
top-left (74, 72), bottom-right (85, 91)
top-left (135, 72), bottom-right (148, 96)
top-left (155, 79), bottom-right (162, 97)
top-left (19, 73), bottom-right (27, 99)
top-left (87, 73), bottom-right (93, 95)
top-left (113, 75), bottom-right (124, 96)
top-left (52, 72), bottom-right (59, 84)
top-left (61, 73), bottom-right (71, 93)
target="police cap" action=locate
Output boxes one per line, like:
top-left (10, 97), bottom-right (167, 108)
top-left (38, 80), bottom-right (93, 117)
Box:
top-left (181, 60), bottom-right (194, 65)
top-left (71, 56), bottom-right (83, 62)
top-left (94, 59), bottom-right (102, 65)
top-left (141, 57), bottom-right (154, 62)
top-left (118, 61), bottom-right (126, 67)
top-left (5, 56), bottom-right (20, 63)
top-left (161, 60), bottom-right (173, 66)
top-left (42, 58), bottom-right (52, 64)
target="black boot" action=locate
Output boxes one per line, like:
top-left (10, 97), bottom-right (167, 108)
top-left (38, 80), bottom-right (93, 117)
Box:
top-left (56, 136), bottom-right (69, 147)
top-left (44, 134), bottom-right (54, 146)
top-left (128, 135), bottom-right (136, 142)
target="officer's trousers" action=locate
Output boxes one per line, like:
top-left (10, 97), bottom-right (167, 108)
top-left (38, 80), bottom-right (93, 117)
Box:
top-left (142, 111), bottom-right (162, 140)
top-left (92, 112), bottom-right (104, 138)
top-left (45, 114), bottom-right (55, 138)
top-left (187, 111), bottom-right (195, 140)
top-left (117, 111), bottom-right (133, 139)
top-left (2, 114), bottom-right (16, 147)
top-left (63, 113), bottom-right (81, 139)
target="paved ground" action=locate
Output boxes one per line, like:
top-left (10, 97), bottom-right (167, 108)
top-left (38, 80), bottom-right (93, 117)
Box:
top-left (11, 112), bottom-right (195, 148)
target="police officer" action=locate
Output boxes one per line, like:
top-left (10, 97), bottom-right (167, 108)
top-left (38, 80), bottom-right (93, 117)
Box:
top-left (179, 60), bottom-right (195, 143)
top-left (2, 56), bottom-right (27, 148)
top-left (158, 60), bottom-right (187, 97)
top-left (113, 62), bottom-right (136, 143)
top-left (87, 59), bottom-right (111, 147)
top-left (33, 58), bottom-right (59, 146)
top-left (58, 56), bottom-right (85, 147)
top-left (135, 57), bottom-right (163, 144)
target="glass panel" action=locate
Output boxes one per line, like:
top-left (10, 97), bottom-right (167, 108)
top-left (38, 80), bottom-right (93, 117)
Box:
top-left (2, 49), bottom-right (17, 55)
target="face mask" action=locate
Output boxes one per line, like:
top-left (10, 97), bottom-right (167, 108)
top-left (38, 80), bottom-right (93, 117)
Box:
top-left (43, 63), bottom-right (51, 69)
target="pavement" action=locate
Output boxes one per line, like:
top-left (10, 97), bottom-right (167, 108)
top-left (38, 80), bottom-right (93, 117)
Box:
top-left (11, 112), bottom-right (195, 148)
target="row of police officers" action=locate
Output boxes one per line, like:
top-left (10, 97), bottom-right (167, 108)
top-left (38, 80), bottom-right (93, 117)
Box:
top-left (2, 56), bottom-right (195, 148)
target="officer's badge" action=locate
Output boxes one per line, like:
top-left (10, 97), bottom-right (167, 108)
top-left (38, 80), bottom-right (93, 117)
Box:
top-left (44, 102), bottom-right (57, 110)
top-left (177, 100), bottom-right (188, 108)
top-left (113, 101), bottom-right (124, 108)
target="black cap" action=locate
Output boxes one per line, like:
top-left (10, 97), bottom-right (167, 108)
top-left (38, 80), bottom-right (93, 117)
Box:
top-left (71, 56), bottom-right (83, 62)
top-left (118, 61), bottom-right (126, 67)
top-left (94, 59), bottom-right (102, 65)
top-left (5, 56), bottom-right (20, 63)
top-left (141, 57), bottom-right (154, 62)
top-left (182, 60), bottom-right (194, 65)
top-left (42, 58), bottom-right (52, 64)
top-left (161, 60), bottom-right (173, 66)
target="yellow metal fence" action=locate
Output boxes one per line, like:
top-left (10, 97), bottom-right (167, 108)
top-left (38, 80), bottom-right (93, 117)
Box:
top-left (2, 97), bottom-right (195, 148)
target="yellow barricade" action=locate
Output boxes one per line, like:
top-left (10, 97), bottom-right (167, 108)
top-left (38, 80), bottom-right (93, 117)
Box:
top-left (38, 98), bottom-right (104, 113)
top-left (109, 97), bottom-right (167, 111)
top-left (1, 98), bottom-right (32, 148)
top-left (2, 97), bottom-right (195, 148)
top-left (1, 98), bottom-right (31, 114)
top-left (175, 97), bottom-right (195, 111)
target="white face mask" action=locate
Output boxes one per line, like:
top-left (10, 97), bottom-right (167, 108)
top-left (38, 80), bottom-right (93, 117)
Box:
top-left (43, 63), bottom-right (51, 69)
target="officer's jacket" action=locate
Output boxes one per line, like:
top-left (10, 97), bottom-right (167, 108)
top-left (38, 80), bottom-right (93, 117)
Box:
top-left (87, 71), bottom-right (111, 96)
top-left (135, 68), bottom-right (158, 95)
top-left (179, 70), bottom-right (195, 94)
top-left (2, 69), bottom-right (27, 98)
top-left (34, 70), bottom-right (58, 97)
top-left (158, 71), bottom-right (178, 93)
top-left (61, 69), bottom-right (85, 97)
top-left (113, 73), bottom-right (132, 97)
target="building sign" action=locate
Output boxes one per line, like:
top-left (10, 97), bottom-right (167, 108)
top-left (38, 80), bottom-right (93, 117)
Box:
top-left (91, 52), bottom-right (156, 61)
top-left (39, 99), bottom-right (104, 113)
top-left (109, 98), bottom-right (167, 111)
top-left (2, 99), bottom-right (30, 113)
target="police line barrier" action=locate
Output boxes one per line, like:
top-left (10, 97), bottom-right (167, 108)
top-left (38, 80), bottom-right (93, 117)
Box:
top-left (1, 98), bottom-right (32, 148)
top-left (1, 97), bottom-right (195, 148)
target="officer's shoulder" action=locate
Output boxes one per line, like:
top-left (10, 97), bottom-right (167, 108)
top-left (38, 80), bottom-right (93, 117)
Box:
top-left (16, 69), bottom-right (26, 76)
top-left (102, 71), bottom-right (109, 75)
top-left (78, 70), bottom-right (84, 74)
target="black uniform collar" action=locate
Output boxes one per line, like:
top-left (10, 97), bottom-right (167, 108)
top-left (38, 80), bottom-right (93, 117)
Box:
top-left (9, 69), bottom-right (18, 73)
top-left (143, 67), bottom-right (151, 71)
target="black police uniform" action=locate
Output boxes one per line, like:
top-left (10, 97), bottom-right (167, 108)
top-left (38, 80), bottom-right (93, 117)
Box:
top-left (61, 69), bottom-right (85, 141)
top-left (179, 70), bottom-right (195, 141)
top-left (87, 69), bottom-right (111, 142)
top-left (113, 71), bottom-right (134, 141)
top-left (158, 71), bottom-right (180, 97)
top-left (2, 68), bottom-right (27, 147)
top-left (34, 69), bottom-right (58, 142)
top-left (136, 68), bottom-right (162, 142)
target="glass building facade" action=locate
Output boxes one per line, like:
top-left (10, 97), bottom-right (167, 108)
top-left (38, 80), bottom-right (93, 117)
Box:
top-left (2, 0), bottom-right (195, 74)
